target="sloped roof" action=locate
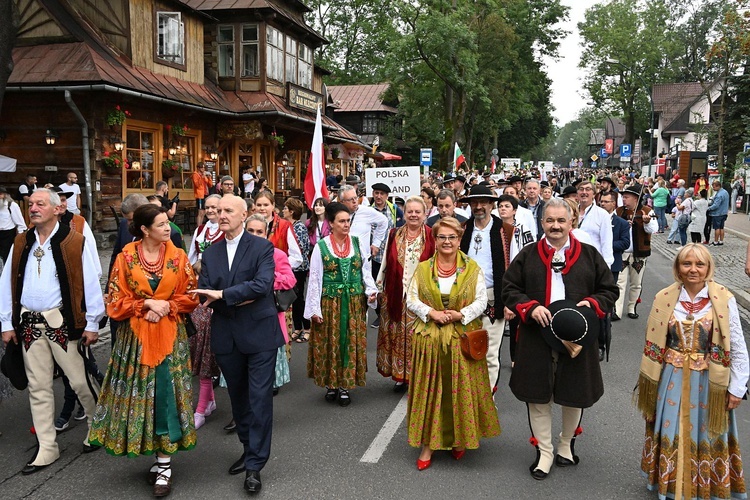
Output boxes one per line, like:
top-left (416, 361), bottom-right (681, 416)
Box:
top-left (327, 84), bottom-right (397, 113)
top-left (653, 83), bottom-right (705, 131)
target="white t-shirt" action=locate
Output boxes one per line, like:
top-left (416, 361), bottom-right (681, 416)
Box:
top-left (59, 183), bottom-right (82, 213)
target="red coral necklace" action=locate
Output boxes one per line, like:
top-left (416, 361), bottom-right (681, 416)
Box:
top-left (680, 297), bottom-right (710, 321)
top-left (138, 243), bottom-right (166, 275)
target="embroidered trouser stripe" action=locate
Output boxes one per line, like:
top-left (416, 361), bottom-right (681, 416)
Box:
top-left (23, 334), bottom-right (100, 466)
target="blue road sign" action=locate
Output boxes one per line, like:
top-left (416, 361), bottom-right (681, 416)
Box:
top-left (620, 144), bottom-right (632, 158)
top-left (744, 143), bottom-right (750, 164)
top-left (600, 148), bottom-right (609, 158)
top-left (420, 148), bottom-right (432, 167)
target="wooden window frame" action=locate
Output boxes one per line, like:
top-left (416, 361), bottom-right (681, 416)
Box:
top-left (154, 10), bottom-right (187, 70)
top-left (123, 119), bottom-right (162, 194)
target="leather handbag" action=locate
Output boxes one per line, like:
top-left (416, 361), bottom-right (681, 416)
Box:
top-left (460, 329), bottom-right (489, 361)
top-left (274, 288), bottom-right (297, 312)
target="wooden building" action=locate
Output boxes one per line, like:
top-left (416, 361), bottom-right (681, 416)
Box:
top-left (1, 0), bottom-right (364, 235)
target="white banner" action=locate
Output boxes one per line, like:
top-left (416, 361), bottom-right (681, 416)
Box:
top-left (0, 155), bottom-right (17, 172)
top-left (365, 166), bottom-right (421, 199)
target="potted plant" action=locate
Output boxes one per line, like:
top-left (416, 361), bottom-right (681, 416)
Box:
top-left (106, 105), bottom-right (131, 127)
top-left (331, 147), bottom-right (340, 159)
top-left (167, 123), bottom-right (189, 137)
top-left (269, 130), bottom-right (285, 149)
top-left (101, 151), bottom-right (128, 174)
top-left (162, 158), bottom-right (181, 179)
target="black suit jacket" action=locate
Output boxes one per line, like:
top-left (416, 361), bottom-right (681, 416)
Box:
top-left (426, 212), bottom-right (468, 227)
top-left (199, 232), bottom-right (284, 355)
top-left (610, 214), bottom-right (630, 273)
top-left (519, 198), bottom-right (545, 241)
top-left (460, 214), bottom-right (505, 309)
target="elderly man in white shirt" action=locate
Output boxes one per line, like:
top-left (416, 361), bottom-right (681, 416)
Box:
top-left (576, 181), bottom-right (614, 267)
top-left (337, 184), bottom-right (388, 261)
top-left (0, 188), bottom-right (105, 475)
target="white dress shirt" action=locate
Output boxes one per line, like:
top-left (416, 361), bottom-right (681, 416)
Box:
top-left (466, 218), bottom-right (495, 288)
top-left (79, 217), bottom-right (102, 279)
top-left (348, 205), bottom-right (388, 260)
top-left (225, 233), bottom-right (241, 270)
top-left (0, 222), bottom-right (105, 332)
top-left (578, 202), bottom-right (614, 267)
top-left (303, 235), bottom-right (377, 320)
top-left (0, 200), bottom-right (27, 232)
top-left (496, 206), bottom-right (537, 241)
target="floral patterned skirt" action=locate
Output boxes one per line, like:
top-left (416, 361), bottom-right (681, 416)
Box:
top-left (189, 304), bottom-right (219, 379)
top-left (376, 298), bottom-right (416, 383)
top-left (89, 322), bottom-right (196, 457)
top-left (641, 365), bottom-right (746, 499)
top-left (307, 294), bottom-right (367, 390)
top-left (407, 333), bottom-right (501, 450)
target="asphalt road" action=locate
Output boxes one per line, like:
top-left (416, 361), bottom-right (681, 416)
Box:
top-left (1, 249), bottom-right (749, 499)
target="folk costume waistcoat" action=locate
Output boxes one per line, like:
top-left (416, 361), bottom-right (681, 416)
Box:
top-left (10, 224), bottom-right (87, 338)
top-left (616, 205), bottom-right (652, 258)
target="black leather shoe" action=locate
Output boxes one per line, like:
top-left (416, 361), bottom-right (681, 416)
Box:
top-left (21, 463), bottom-right (50, 475)
top-left (627, 312), bottom-right (639, 319)
top-left (82, 444), bottom-right (101, 454)
top-left (223, 419), bottom-right (237, 433)
top-left (555, 454), bottom-right (580, 467)
top-left (530, 468), bottom-right (548, 480)
top-left (244, 470), bottom-right (262, 493)
top-left (228, 456), bottom-right (245, 475)
top-left (611, 313), bottom-right (620, 321)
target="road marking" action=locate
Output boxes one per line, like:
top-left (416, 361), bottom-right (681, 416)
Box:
top-left (360, 393), bottom-right (408, 463)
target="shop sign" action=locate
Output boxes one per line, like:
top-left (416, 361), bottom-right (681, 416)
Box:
top-left (288, 83), bottom-right (323, 113)
top-left (365, 166), bottom-right (421, 199)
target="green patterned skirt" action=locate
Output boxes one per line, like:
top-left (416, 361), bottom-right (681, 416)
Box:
top-left (307, 294), bottom-right (368, 389)
top-left (89, 322), bottom-right (196, 457)
top-left (407, 333), bottom-right (501, 450)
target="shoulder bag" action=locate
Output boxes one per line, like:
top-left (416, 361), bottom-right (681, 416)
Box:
top-left (274, 288), bottom-right (297, 312)
top-left (460, 329), bottom-right (488, 360)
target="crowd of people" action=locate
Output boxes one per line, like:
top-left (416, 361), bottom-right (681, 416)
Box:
top-left (0, 163), bottom-right (747, 499)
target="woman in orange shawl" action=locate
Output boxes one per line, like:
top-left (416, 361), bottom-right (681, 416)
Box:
top-left (89, 204), bottom-right (198, 498)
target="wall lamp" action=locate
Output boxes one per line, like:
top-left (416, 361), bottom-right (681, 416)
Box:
top-left (45, 129), bottom-right (58, 145)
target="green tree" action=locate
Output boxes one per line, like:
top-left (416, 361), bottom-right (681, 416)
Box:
top-left (579, 0), bottom-right (681, 156)
top-left (671, 0), bottom-right (726, 83)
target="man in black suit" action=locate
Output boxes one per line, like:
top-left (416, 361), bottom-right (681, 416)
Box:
top-left (192, 195), bottom-right (283, 495)
top-left (598, 191), bottom-right (630, 361)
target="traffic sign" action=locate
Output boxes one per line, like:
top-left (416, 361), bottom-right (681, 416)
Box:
top-left (604, 138), bottom-right (613, 155)
top-left (590, 154), bottom-right (599, 162)
top-left (420, 148), bottom-right (432, 167)
top-left (744, 143), bottom-right (750, 164)
top-left (620, 143), bottom-right (632, 158)
top-left (600, 148), bottom-right (609, 159)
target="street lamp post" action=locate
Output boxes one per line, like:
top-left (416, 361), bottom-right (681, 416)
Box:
top-left (605, 58), bottom-right (656, 168)
top-left (587, 100), bottom-right (616, 168)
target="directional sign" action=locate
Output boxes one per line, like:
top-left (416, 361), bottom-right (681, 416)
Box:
top-left (620, 143), bottom-right (632, 158)
top-left (420, 148), bottom-right (432, 167)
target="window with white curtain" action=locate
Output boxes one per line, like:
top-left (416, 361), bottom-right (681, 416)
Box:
top-left (298, 43), bottom-right (312, 89)
top-left (157, 12), bottom-right (184, 65)
top-left (266, 26), bottom-right (284, 82)
top-left (285, 36), bottom-right (297, 84)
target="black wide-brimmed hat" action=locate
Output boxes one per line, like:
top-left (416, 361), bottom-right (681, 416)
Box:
top-left (562, 185), bottom-right (578, 197)
top-left (1, 339), bottom-right (28, 390)
top-left (371, 182), bottom-right (391, 194)
top-left (442, 173), bottom-right (457, 184)
top-left (53, 186), bottom-right (74, 199)
top-left (540, 300), bottom-right (599, 358)
top-left (455, 175), bottom-right (467, 183)
top-left (508, 175), bottom-right (523, 184)
top-left (621, 184), bottom-right (643, 198)
top-left (345, 175), bottom-right (360, 185)
top-left (598, 176), bottom-right (617, 187)
top-left (458, 184), bottom-right (500, 203)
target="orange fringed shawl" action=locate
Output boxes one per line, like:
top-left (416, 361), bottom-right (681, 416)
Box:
top-left (107, 240), bottom-right (199, 367)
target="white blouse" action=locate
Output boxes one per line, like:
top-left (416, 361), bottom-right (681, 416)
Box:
top-left (303, 235), bottom-right (377, 320)
top-left (406, 266), bottom-right (488, 326)
top-left (674, 286), bottom-right (749, 398)
top-left (187, 220), bottom-right (222, 265)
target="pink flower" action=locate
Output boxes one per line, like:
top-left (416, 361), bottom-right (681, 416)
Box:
top-left (104, 151), bottom-right (110, 157)
top-left (115, 105), bottom-right (121, 110)
top-left (125, 110), bottom-right (131, 116)
top-left (166, 124), bottom-right (172, 131)
top-left (114, 159), bottom-right (120, 165)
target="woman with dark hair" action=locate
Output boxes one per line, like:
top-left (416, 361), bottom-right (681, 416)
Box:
top-left (306, 197), bottom-right (331, 248)
top-left (282, 198), bottom-right (312, 342)
top-left (90, 204), bottom-right (199, 497)
top-left (254, 192), bottom-right (303, 269)
top-left (421, 187), bottom-right (438, 218)
top-left (638, 244), bottom-right (748, 499)
top-left (252, 177), bottom-right (270, 198)
top-left (304, 202), bottom-right (377, 406)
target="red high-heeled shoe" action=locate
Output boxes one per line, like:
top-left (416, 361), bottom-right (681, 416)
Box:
top-left (451, 449), bottom-right (466, 461)
top-left (416, 458), bottom-right (432, 471)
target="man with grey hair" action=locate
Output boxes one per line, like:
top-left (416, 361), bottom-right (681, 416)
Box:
top-left (426, 189), bottom-right (468, 227)
top-left (1, 188), bottom-right (105, 474)
top-left (520, 178), bottom-right (545, 239)
top-left (502, 195), bottom-right (618, 480)
top-left (0, 186), bottom-right (27, 264)
top-left (337, 184), bottom-right (388, 261)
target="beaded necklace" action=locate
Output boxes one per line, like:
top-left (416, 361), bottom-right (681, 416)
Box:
top-left (138, 243), bottom-right (166, 275)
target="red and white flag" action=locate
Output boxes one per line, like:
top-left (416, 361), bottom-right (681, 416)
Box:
top-left (453, 142), bottom-right (465, 171)
top-left (490, 156), bottom-right (496, 173)
top-left (304, 107), bottom-right (329, 207)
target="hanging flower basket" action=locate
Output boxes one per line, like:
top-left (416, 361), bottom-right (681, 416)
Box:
top-left (162, 158), bottom-right (181, 179)
top-left (101, 151), bottom-right (128, 174)
top-left (106, 105), bottom-right (131, 127)
top-left (167, 123), bottom-right (189, 137)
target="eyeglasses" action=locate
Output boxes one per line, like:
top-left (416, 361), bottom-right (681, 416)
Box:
top-left (436, 235), bottom-right (458, 242)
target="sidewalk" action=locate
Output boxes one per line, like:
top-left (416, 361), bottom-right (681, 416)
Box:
top-left (650, 212), bottom-right (750, 311)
